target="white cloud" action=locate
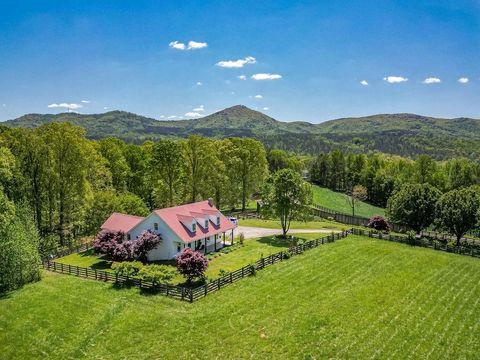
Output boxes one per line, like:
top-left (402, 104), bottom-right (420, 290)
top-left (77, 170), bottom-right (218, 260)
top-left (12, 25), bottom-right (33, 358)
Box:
top-left (383, 76), bottom-right (408, 84)
top-left (458, 77), bottom-right (469, 84)
top-left (185, 112), bottom-right (202, 117)
top-left (360, 80), bottom-right (369, 86)
top-left (196, 81), bottom-right (202, 86)
top-left (170, 40), bottom-right (208, 51)
top-left (216, 56), bottom-right (256, 68)
top-left (167, 115), bottom-right (177, 119)
top-left (252, 73), bottom-right (282, 80)
top-left (159, 115), bottom-right (165, 119)
top-left (48, 103), bottom-right (83, 110)
top-left (423, 77), bottom-right (441, 84)
top-left (237, 75), bottom-right (247, 80)
top-left (81, 100), bottom-right (90, 103)
top-left (169, 41), bottom-right (186, 50)
top-left (263, 107), bottom-right (269, 111)
top-left (254, 95), bottom-right (263, 99)
top-left (193, 105), bottom-right (205, 112)
top-left (187, 41), bottom-right (207, 50)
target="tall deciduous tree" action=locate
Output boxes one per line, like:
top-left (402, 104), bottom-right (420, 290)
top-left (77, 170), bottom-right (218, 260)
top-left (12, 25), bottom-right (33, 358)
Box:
top-left (261, 168), bottom-right (313, 236)
top-left (182, 135), bottom-right (213, 203)
top-left (387, 183), bottom-right (440, 234)
top-left (151, 139), bottom-right (184, 207)
top-left (435, 187), bottom-right (480, 246)
top-left (230, 138), bottom-right (268, 211)
top-left (41, 123), bottom-right (90, 244)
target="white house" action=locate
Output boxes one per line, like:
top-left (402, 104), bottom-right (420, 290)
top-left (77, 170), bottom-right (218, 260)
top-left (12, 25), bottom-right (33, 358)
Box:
top-left (100, 199), bottom-right (236, 261)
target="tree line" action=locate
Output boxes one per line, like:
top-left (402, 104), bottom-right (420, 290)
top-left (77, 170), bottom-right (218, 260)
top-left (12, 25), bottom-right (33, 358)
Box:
top-left (0, 123), bottom-right (268, 252)
top-left (309, 150), bottom-right (480, 207)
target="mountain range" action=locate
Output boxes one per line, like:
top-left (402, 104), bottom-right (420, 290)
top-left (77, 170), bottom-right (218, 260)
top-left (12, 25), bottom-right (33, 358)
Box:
top-left (3, 105), bottom-right (480, 159)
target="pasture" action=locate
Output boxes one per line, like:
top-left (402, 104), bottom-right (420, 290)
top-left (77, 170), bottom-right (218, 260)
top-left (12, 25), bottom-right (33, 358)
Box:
top-left (312, 184), bottom-right (385, 217)
top-left (1, 235), bottom-right (479, 359)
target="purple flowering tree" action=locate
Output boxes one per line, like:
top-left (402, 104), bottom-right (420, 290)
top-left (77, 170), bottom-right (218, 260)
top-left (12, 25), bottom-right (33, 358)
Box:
top-left (367, 216), bottom-right (391, 232)
top-left (176, 248), bottom-right (209, 283)
top-left (133, 230), bottom-right (161, 261)
top-left (92, 230), bottom-right (125, 258)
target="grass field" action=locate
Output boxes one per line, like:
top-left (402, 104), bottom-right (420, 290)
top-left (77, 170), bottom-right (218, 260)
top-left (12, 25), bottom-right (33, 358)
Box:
top-left (312, 184), bottom-right (385, 217)
top-left (238, 218), bottom-right (352, 230)
top-left (55, 233), bottom-right (327, 281)
top-left (1, 235), bottom-right (479, 359)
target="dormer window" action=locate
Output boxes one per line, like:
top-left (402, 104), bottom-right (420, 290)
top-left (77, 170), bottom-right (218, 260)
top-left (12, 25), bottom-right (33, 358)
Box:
top-left (154, 223), bottom-right (158, 231)
top-left (192, 222), bottom-right (196, 232)
top-left (216, 216), bottom-right (220, 225)
top-left (204, 219), bottom-right (209, 229)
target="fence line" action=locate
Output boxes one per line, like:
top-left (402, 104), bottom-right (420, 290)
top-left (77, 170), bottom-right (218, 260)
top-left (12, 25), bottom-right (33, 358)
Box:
top-left (351, 228), bottom-right (480, 257)
top-left (43, 228), bottom-right (480, 302)
top-left (43, 231), bottom-right (349, 302)
top-left (310, 205), bottom-right (480, 245)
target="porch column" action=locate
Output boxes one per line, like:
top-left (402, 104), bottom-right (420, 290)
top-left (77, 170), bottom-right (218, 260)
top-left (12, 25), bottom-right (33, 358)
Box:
top-left (214, 234), bottom-right (217, 251)
top-left (204, 237), bottom-right (208, 254)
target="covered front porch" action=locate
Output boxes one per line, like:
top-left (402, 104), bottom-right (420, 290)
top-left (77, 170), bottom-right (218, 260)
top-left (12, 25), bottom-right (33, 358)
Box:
top-left (190, 229), bottom-right (235, 255)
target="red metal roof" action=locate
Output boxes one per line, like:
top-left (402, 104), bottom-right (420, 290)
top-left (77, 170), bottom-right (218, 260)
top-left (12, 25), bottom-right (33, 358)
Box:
top-left (154, 200), bottom-right (236, 243)
top-left (101, 212), bottom-right (145, 233)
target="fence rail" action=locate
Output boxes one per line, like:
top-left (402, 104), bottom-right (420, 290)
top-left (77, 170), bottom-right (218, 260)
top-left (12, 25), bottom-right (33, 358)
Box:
top-left (352, 228), bottom-right (480, 258)
top-left (43, 231), bottom-right (349, 302)
top-left (43, 227), bottom-right (480, 302)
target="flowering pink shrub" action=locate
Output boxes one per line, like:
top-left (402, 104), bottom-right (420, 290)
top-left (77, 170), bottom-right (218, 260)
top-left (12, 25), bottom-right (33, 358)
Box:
top-left (93, 229), bottom-right (161, 261)
top-left (93, 230), bottom-right (125, 258)
top-left (176, 248), bottom-right (209, 283)
top-left (367, 216), bottom-right (391, 232)
top-left (133, 230), bottom-right (161, 261)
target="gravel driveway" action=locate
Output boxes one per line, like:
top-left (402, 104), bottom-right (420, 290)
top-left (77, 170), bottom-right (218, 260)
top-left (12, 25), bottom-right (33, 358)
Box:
top-left (235, 226), bottom-right (339, 239)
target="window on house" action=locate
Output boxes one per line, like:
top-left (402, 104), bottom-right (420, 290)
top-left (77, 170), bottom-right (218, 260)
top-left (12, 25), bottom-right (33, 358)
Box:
top-left (192, 222), bottom-right (196, 232)
top-left (127, 234), bottom-right (131, 240)
top-left (216, 216), bottom-right (220, 225)
top-left (177, 244), bottom-right (181, 253)
top-left (188, 242), bottom-right (191, 248)
top-left (154, 223), bottom-right (158, 231)
top-left (204, 219), bottom-right (209, 229)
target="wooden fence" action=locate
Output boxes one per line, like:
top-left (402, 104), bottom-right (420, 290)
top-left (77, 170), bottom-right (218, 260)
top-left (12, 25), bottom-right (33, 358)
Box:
top-left (41, 241), bottom-right (94, 263)
top-left (351, 228), bottom-right (480, 258)
top-left (43, 231), bottom-right (349, 302)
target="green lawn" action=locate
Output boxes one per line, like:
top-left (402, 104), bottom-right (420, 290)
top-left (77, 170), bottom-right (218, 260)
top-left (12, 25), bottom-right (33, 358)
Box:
top-left (54, 233), bottom-right (329, 281)
top-left (312, 184), bottom-right (385, 217)
top-left (1, 236), bottom-right (479, 359)
top-left (238, 217), bottom-right (351, 230)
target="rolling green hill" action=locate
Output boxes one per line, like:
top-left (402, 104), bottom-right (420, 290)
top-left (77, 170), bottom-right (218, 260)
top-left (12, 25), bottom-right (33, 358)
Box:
top-left (1, 236), bottom-right (479, 359)
top-left (312, 185), bottom-right (385, 218)
top-left (3, 105), bottom-right (480, 159)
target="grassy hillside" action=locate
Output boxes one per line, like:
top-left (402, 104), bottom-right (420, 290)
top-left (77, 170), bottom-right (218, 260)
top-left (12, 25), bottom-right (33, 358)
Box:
top-left (1, 236), bottom-right (479, 359)
top-left (4, 106), bottom-right (480, 159)
top-left (312, 185), bottom-right (385, 218)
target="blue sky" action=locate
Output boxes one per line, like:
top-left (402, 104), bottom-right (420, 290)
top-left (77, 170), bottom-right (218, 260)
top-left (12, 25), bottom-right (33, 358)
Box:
top-left (0, 0), bottom-right (479, 122)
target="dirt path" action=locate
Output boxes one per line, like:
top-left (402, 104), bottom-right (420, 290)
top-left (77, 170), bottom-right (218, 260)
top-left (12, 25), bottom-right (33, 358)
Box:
top-left (235, 226), bottom-right (339, 239)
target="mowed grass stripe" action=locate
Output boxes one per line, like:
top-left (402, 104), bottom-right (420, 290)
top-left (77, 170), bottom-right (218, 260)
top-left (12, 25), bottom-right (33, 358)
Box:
top-left (373, 263), bottom-right (471, 359)
top-left (1, 236), bottom-right (480, 359)
top-left (382, 263), bottom-right (467, 359)
top-left (339, 256), bottom-right (457, 357)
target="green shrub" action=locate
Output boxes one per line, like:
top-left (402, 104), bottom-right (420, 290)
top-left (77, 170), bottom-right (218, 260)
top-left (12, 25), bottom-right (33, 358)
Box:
top-left (138, 264), bottom-right (177, 285)
top-left (218, 269), bottom-right (229, 277)
top-left (111, 261), bottom-right (143, 277)
top-left (406, 231), bottom-right (417, 246)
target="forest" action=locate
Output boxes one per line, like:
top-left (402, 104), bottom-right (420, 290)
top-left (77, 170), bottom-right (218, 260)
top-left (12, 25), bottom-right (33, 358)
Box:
top-left (1, 121), bottom-right (480, 292)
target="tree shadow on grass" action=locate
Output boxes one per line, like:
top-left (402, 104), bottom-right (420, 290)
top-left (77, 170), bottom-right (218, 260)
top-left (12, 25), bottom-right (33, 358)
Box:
top-left (256, 235), bottom-right (304, 248)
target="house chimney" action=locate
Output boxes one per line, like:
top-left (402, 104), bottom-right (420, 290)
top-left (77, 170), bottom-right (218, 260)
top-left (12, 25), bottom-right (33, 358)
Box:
top-left (208, 198), bottom-right (214, 207)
